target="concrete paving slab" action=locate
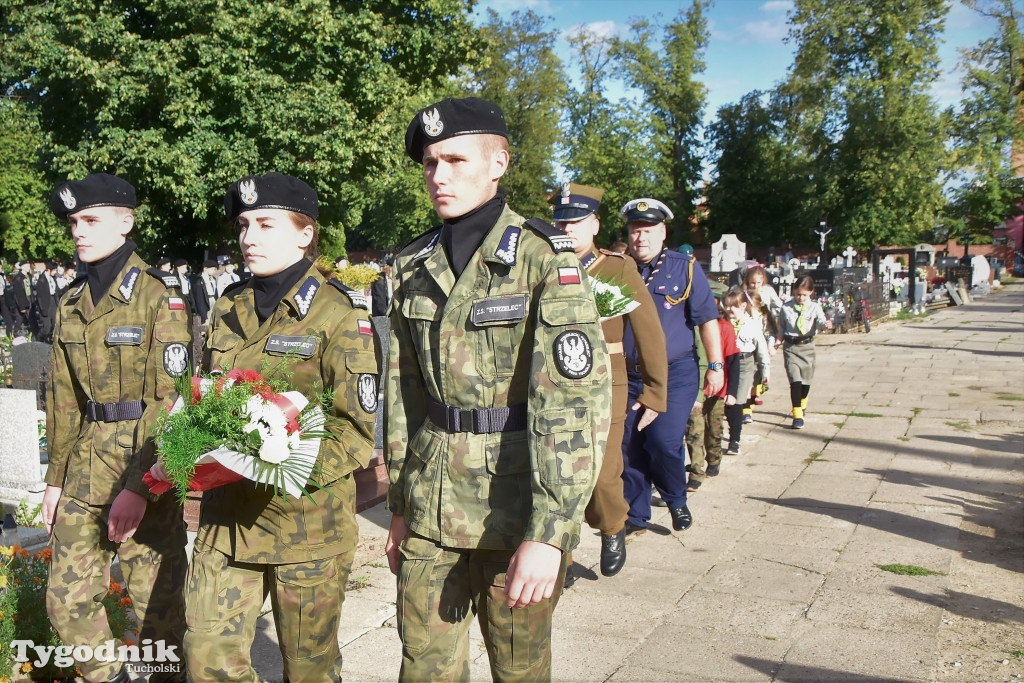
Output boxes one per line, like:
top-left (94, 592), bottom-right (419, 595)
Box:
top-left (806, 574), bottom-right (947, 634)
top-left (777, 622), bottom-right (937, 682)
top-left (673, 589), bottom-right (808, 639)
top-left (698, 557), bottom-right (825, 603)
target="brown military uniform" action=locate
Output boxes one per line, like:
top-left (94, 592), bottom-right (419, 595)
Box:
top-left (184, 262), bottom-right (379, 683)
top-left (582, 248), bottom-right (667, 535)
top-left (387, 207), bottom-right (613, 681)
top-left (46, 251), bottom-right (191, 682)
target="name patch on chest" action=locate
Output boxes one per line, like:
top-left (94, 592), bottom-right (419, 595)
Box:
top-left (106, 326), bottom-right (144, 345)
top-left (264, 334), bottom-right (318, 357)
top-left (471, 295), bottom-right (528, 324)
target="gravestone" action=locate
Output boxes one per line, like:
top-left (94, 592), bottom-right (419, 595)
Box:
top-left (710, 234), bottom-right (746, 273)
top-left (0, 388), bottom-right (46, 506)
top-left (914, 243), bottom-right (936, 267)
top-left (11, 341), bottom-right (51, 409)
top-left (945, 281), bottom-right (964, 306)
top-left (802, 269), bottom-right (837, 295)
top-left (371, 316), bottom-right (389, 451)
top-left (971, 254), bottom-right (991, 288)
top-left (842, 246), bottom-right (858, 267)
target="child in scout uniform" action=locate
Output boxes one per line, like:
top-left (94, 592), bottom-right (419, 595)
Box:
top-left (742, 265), bottom-right (782, 419)
top-left (43, 173), bottom-right (191, 683)
top-left (778, 275), bottom-right (833, 429)
top-left (685, 282), bottom-right (737, 489)
top-left (151, 173), bottom-right (379, 682)
top-left (720, 286), bottom-right (768, 455)
top-left (550, 182), bottom-right (668, 579)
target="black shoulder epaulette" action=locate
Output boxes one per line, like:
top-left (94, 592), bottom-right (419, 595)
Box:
top-left (523, 218), bottom-right (575, 253)
top-left (146, 267), bottom-right (182, 289)
top-left (398, 225), bottom-right (443, 257)
top-left (326, 278), bottom-right (370, 310)
top-left (220, 278), bottom-right (247, 297)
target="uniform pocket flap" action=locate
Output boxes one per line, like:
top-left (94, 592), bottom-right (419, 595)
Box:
top-left (155, 328), bottom-right (190, 344)
top-left (345, 349), bottom-right (380, 374)
top-left (206, 331), bottom-right (242, 352)
top-left (60, 322), bottom-right (86, 343)
top-left (402, 294), bottom-right (442, 321)
top-left (532, 407), bottom-right (590, 435)
top-left (539, 298), bottom-right (591, 327)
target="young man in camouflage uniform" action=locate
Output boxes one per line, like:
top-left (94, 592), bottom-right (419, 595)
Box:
top-left (42, 173), bottom-right (191, 683)
top-left (550, 183), bottom-right (668, 579)
top-left (385, 98), bottom-right (613, 681)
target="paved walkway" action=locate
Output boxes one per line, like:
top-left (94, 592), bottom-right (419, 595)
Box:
top-left (249, 283), bottom-right (1023, 682)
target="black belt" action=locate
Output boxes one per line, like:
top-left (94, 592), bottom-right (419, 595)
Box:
top-left (739, 351), bottom-right (753, 359)
top-left (426, 397), bottom-right (527, 434)
top-left (85, 400), bottom-right (144, 422)
top-left (785, 336), bottom-right (813, 346)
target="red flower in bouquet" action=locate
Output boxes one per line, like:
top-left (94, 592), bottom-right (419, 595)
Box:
top-left (143, 369), bottom-right (331, 501)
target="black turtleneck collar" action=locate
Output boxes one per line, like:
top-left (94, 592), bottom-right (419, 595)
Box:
top-left (443, 187), bottom-right (506, 278)
top-left (86, 238), bottom-right (136, 306)
top-left (251, 257), bottom-right (313, 324)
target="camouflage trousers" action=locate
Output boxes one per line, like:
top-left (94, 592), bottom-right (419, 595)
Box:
top-left (397, 533), bottom-right (568, 682)
top-left (685, 396), bottom-right (725, 482)
top-left (183, 541), bottom-right (354, 682)
top-left (47, 494), bottom-right (187, 683)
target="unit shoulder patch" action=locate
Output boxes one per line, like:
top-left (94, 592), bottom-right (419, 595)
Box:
top-left (146, 267), bottom-right (181, 289)
top-left (524, 218), bottom-right (574, 253)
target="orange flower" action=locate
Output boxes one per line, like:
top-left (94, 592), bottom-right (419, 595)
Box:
top-left (16, 548), bottom-right (29, 559)
top-left (20, 662), bottom-right (33, 674)
top-left (34, 548), bottom-right (53, 563)
top-left (109, 580), bottom-right (123, 593)
top-left (119, 596), bottom-right (133, 608)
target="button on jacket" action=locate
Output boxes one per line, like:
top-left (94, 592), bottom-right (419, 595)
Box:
top-left (196, 263), bottom-right (379, 564)
top-left (386, 206), bottom-right (613, 553)
top-left (46, 252), bottom-right (193, 504)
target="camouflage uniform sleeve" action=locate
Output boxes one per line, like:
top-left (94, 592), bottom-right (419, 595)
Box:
top-left (318, 302), bottom-right (380, 481)
top-left (526, 250), bottom-right (612, 552)
top-left (384, 268), bottom-right (425, 517)
top-left (620, 261), bottom-right (668, 413)
top-left (44, 302), bottom-right (81, 488)
top-left (125, 286), bottom-right (192, 498)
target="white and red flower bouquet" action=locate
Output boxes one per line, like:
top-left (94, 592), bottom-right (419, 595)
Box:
top-left (143, 368), bottom-right (332, 502)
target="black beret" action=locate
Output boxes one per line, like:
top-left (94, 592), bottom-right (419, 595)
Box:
top-left (173, 258), bottom-right (188, 268)
top-left (405, 97), bottom-right (508, 164)
top-left (155, 256), bottom-right (171, 267)
top-left (202, 258), bottom-right (218, 268)
top-left (50, 173), bottom-right (136, 219)
top-left (224, 172), bottom-right (318, 220)
top-left (45, 261), bottom-right (58, 270)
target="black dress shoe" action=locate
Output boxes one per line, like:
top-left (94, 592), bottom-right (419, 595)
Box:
top-left (670, 505), bottom-right (693, 531)
top-left (624, 521), bottom-right (647, 535)
top-left (600, 528), bottom-right (627, 577)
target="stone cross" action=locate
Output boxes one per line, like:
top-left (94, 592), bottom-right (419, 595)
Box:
top-left (842, 246), bottom-right (858, 267)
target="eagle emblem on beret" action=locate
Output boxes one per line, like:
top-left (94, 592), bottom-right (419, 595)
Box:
top-left (422, 108), bottom-right (444, 137)
top-left (239, 179), bottom-right (258, 206)
top-left (59, 187), bottom-right (77, 210)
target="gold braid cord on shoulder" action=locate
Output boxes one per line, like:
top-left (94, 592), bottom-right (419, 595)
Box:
top-left (663, 257), bottom-right (695, 306)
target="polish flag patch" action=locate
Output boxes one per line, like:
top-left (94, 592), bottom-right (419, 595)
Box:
top-left (358, 319), bottom-right (373, 336)
top-left (168, 297), bottom-right (185, 310)
top-left (558, 266), bottom-right (581, 285)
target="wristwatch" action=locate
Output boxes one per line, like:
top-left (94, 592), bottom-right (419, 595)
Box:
top-left (707, 361), bottom-right (724, 371)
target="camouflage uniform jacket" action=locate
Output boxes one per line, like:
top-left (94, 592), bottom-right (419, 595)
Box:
top-left (583, 248), bottom-right (668, 413)
top-left (385, 205), bottom-right (613, 553)
top-left (197, 263), bottom-right (380, 564)
top-left (45, 251), bottom-right (192, 504)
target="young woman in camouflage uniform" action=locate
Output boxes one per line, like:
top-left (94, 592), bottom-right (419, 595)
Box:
top-left (158, 173), bottom-right (379, 682)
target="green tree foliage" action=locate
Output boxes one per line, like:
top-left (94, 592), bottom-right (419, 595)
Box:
top-left (468, 9), bottom-right (567, 218)
top-left (781, 0), bottom-right (948, 249)
top-left (703, 92), bottom-right (813, 248)
top-left (0, 0), bottom-right (480, 258)
top-left (614, 3), bottom-right (710, 245)
top-left (0, 99), bottom-right (73, 259)
top-left (561, 27), bottom-right (664, 246)
top-left (944, 0), bottom-right (1024, 243)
